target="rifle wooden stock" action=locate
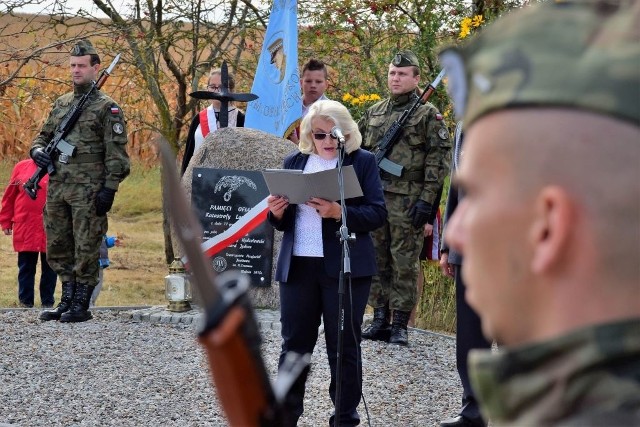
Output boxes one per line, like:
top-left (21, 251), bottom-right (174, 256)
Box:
top-left (199, 306), bottom-right (274, 426)
top-left (159, 140), bottom-right (301, 427)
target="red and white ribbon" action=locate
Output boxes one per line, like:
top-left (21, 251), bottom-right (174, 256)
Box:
top-left (182, 196), bottom-right (269, 265)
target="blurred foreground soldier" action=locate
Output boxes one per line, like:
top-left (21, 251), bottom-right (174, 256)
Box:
top-left (359, 50), bottom-right (451, 345)
top-left (440, 0), bottom-right (640, 425)
top-left (32, 39), bottom-right (130, 323)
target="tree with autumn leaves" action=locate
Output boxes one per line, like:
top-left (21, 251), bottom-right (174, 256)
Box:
top-left (0, 0), bottom-right (525, 261)
top-left (1, 0), bottom-right (525, 157)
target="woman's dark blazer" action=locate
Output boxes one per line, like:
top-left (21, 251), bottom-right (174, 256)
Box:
top-left (268, 148), bottom-right (387, 282)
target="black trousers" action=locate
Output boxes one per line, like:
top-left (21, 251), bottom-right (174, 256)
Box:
top-left (455, 265), bottom-right (491, 422)
top-left (279, 256), bottom-right (371, 427)
top-left (17, 251), bottom-right (57, 307)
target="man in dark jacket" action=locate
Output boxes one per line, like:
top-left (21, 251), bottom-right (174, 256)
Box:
top-left (438, 122), bottom-right (490, 427)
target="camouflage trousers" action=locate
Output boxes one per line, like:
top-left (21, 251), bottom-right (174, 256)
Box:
top-left (368, 192), bottom-right (422, 312)
top-left (44, 181), bottom-right (107, 287)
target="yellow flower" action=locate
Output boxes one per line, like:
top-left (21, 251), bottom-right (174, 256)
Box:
top-left (370, 94), bottom-right (381, 101)
top-left (459, 17), bottom-right (472, 39)
top-left (459, 25), bottom-right (471, 39)
top-left (471, 15), bottom-right (485, 28)
top-left (342, 93), bottom-right (353, 102)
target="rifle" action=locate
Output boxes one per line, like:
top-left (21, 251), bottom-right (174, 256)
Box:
top-left (373, 68), bottom-right (446, 177)
top-left (159, 141), bottom-right (309, 426)
top-left (23, 54), bottom-right (121, 200)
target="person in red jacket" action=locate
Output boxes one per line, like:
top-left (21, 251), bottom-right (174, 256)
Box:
top-left (0, 159), bottom-right (57, 307)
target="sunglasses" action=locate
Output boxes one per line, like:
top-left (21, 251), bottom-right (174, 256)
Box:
top-left (312, 132), bottom-right (338, 140)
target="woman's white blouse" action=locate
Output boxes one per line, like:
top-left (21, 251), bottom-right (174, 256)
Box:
top-left (292, 154), bottom-right (337, 257)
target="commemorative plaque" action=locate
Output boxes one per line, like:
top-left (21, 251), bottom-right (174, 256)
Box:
top-left (191, 167), bottom-right (273, 287)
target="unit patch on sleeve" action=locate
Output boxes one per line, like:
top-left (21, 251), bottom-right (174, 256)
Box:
top-left (112, 122), bottom-right (124, 134)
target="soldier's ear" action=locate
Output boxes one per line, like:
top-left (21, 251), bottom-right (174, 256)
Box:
top-left (530, 186), bottom-right (573, 275)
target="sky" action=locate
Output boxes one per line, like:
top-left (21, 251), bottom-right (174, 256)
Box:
top-left (10, 0), bottom-right (129, 18)
top-left (10, 0), bottom-right (270, 18)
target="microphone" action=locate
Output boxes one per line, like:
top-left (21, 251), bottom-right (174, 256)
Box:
top-left (331, 126), bottom-right (346, 145)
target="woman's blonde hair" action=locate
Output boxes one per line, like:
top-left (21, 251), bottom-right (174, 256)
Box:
top-left (299, 100), bottom-right (362, 155)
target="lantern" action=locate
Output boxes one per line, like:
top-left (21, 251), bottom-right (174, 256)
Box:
top-left (164, 257), bottom-right (192, 312)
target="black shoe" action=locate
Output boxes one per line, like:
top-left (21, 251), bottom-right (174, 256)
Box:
top-left (40, 281), bottom-right (75, 321)
top-left (389, 326), bottom-right (408, 345)
top-left (362, 305), bottom-right (391, 341)
top-left (389, 310), bottom-right (410, 346)
top-left (60, 283), bottom-right (93, 323)
top-left (440, 415), bottom-right (485, 427)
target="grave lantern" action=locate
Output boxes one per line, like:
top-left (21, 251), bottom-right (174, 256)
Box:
top-left (164, 257), bottom-right (192, 312)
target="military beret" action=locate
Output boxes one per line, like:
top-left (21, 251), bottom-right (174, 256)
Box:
top-left (71, 39), bottom-right (98, 56)
top-left (439, 0), bottom-right (640, 127)
top-left (392, 50), bottom-right (420, 68)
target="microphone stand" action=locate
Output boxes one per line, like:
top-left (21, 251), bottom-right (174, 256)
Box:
top-left (334, 135), bottom-right (354, 427)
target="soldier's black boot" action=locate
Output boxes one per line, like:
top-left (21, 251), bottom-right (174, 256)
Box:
top-left (60, 282), bottom-right (93, 323)
top-left (39, 281), bottom-right (75, 321)
top-left (362, 305), bottom-right (391, 341)
top-left (389, 310), bottom-right (411, 346)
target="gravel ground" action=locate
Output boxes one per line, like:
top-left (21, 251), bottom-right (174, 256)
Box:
top-left (0, 309), bottom-right (460, 427)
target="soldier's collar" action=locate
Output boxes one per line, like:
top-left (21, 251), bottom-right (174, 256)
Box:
top-left (390, 92), bottom-right (414, 106)
top-left (73, 82), bottom-right (94, 96)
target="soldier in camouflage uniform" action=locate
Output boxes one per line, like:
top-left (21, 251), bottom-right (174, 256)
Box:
top-left (32, 39), bottom-right (130, 323)
top-left (440, 0), bottom-right (639, 424)
top-left (359, 50), bottom-right (451, 345)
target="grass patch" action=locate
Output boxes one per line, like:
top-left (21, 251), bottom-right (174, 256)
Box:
top-left (415, 261), bottom-right (456, 334)
top-left (0, 158), bottom-right (167, 308)
top-left (111, 163), bottom-right (163, 216)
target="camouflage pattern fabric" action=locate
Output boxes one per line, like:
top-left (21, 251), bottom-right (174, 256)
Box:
top-left (439, 0), bottom-right (640, 127)
top-left (359, 93), bottom-right (451, 205)
top-left (392, 50), bottom-right (420, 68)
top-left (71, 39), bottom-right (98, 57)
top-left (469, 319), bottom-right (640, 426)
top-left (32, 82), bottom-right (130, 286)
top-left (45, 183), bottom-right (106, 285)
top-left (359, 93), bottom-right (451, 311)
top-left (368, 192), bottom-right (422, 312)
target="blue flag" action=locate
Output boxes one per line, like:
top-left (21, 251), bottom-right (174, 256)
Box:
top-left (245, 0), bottom-right (301, 138)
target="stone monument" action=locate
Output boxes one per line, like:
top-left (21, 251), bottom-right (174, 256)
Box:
top-left (180, 127), bottom-right (296, 309)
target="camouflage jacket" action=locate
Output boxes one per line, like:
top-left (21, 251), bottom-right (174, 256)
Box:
top-left (469, 319), bottom-right (640, 426)
top-left (32, 82), bottom-right (130, 190)
top-left (358, 92), bottom-right (451, 205)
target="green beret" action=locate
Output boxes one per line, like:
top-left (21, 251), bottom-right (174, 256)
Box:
top-left (439, 0), bottom-right (640, 127)
top-left (392, 50), bottom-right (420, 68)
top-left (71, 39), bottom-right (98, 56)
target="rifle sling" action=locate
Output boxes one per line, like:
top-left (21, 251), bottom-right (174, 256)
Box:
top-left (381, 170), bottom-right (424, 182)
